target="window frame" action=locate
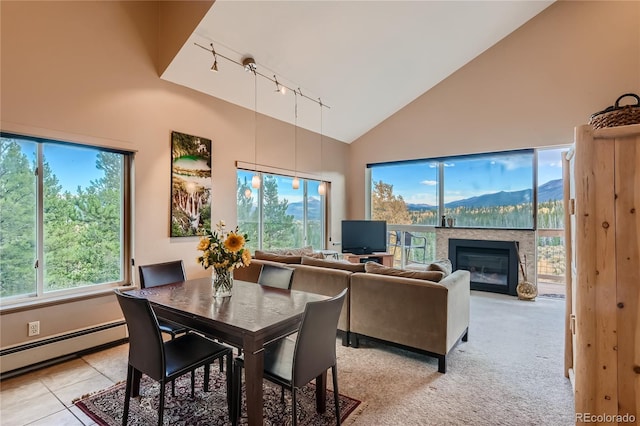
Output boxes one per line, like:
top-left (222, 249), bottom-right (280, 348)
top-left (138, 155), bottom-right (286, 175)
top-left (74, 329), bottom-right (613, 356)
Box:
top-left (236, 168), bottom-right (327, 251)
top-left (367, 148), bottom-right (553, 231)
top-left (0, 132), bottom-right (133, 307)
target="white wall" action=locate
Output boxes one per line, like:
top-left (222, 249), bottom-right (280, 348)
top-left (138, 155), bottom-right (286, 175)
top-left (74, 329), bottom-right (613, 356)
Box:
top-left (347, 0), bottom-right (640, 219)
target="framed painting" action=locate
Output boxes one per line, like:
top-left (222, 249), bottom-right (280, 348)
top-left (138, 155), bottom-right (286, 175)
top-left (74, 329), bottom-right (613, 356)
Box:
top-left (170, 131), bottom-right (212, 237)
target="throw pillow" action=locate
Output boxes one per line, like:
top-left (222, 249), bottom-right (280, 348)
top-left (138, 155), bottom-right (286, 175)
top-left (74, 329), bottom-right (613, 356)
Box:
top-left (301, 256), bottom-right (366, 272)
top-left (364, 262), bottom-right (445, 282)
top-left (427, 259), bottom-right (453, 276)
top-left (283, 246), bottom-right (315, 256)
top-left (254, 251), bottom-right (302, 264)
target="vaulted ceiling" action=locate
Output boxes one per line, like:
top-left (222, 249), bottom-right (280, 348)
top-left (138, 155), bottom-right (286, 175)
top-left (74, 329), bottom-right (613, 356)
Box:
top-left (161, 1), bottom-right (553, 143)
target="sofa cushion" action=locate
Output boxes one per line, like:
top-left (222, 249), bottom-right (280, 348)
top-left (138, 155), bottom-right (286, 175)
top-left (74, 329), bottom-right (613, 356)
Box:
top-left (364, 262), bottom-right (445, 282)
top-left (427, 259), bottom-right (453, 277)
top-left (254, 251), bottom-right (302, 264)
top-left (301, 256), bottom-right (366, 272)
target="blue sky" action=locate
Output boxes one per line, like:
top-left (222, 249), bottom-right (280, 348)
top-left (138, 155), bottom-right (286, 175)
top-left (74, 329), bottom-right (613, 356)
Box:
top-left (18, 142), bottom-right (103, 194)
top-left (371, 148), bottom-right (567, 205)
top-left (15, 137), bottom-right (566, 202)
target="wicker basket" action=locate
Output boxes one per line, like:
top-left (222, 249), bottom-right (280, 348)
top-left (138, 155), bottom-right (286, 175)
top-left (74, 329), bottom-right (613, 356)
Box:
top-left (589, 93), bottom-right (640, 129)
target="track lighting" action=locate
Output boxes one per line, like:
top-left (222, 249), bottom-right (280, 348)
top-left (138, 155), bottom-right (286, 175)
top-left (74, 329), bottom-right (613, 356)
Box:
top-left (292, 90), bottom-right (299, 190)
top-left (243, 57), bottom-right (256, 73)
top-left (274, 75), bottom-right (286, 95)
top-left (251, 68), bottom-right (260, 189)
top-left (210, 43), bottom-right (218, 72)
top-left (318, 98), bottom-right (327, 196)
top-left (195, 42), bottom-right (330, 109)
top-left (194, 41), bottom-right (332, 195)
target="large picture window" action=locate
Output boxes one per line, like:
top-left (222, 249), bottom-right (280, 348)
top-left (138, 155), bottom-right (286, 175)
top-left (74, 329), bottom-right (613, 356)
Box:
top-left (370, 150), bottom-right (535, 229)
top-left (236, 170), bottom-right (325, 251)
top-left (442, 151), bottom-right (534, 228)
top-left (0, 133), bottom-right (132, 303)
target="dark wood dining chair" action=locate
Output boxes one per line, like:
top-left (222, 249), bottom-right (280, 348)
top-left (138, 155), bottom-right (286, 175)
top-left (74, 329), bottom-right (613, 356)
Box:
top-left (231, 288), bottom-right (348, 426)
top-left (138, 260), bottom-right (189, 338)
top-left (257, 264), bottom-right (295, 289)
top-left (115, 290), bottom-right (232, 426)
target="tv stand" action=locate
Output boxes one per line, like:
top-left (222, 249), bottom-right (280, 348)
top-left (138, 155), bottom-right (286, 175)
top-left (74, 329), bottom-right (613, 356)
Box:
top-left (342, 253), bottom-right (394, 267)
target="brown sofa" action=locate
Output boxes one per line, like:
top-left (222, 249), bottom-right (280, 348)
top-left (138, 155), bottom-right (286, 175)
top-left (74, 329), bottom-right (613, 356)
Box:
top-left (234, 254), bottom-right (470, 373)
top-left (349, 269), bottom-right (470, 373)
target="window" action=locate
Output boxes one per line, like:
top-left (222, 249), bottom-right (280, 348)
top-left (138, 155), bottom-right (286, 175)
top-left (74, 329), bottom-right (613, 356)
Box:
top-left (236, 170), bottom-right (325, 251)
top-left (442, 151), bottom-right (534, 228)
top-left (0, 133), bottom-right (132, 303)
top-left (536, 147), bottom-right (568, 279)
top-left (537, 148), bottom-right (566, 230)
top-left (371, 160), bottom-right (439, 226)
top-left (370, 150), bottom-right (535, 229)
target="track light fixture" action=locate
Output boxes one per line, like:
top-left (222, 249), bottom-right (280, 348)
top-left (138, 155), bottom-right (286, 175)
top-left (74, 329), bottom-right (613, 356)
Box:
top-left (209, 43), bottom-right (218, 72)
top-left (251, 68), bottom-right (260, 189)
top-left (318, 97), bottom-right (326, 196)
top-left (242, 56), bottom-right (257, 73)
top-left (274, 75), bottom-right (286, 95)
top-left (194, 41), bottom-right (330, 195)
top-left (292, 89), bottom-right (299, 190)
top-left (195, 42), bottom-right (330, 109)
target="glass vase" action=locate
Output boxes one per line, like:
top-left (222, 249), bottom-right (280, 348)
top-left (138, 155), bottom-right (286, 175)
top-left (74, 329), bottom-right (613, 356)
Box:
top-left (212, 267), bottom-right (233, 298)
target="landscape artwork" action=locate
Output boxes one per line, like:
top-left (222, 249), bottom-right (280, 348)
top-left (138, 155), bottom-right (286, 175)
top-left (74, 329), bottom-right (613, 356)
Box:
top-left (170, 131), bottom-right (212, 237)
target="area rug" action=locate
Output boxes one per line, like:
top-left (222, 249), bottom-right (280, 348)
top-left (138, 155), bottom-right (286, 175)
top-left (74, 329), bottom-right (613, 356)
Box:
top-left (74, 366), bottom-right (362, 425)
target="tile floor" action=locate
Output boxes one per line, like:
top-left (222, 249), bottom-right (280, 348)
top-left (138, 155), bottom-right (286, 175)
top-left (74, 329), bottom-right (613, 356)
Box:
top-left (0, 344), bottom-right (129, 425)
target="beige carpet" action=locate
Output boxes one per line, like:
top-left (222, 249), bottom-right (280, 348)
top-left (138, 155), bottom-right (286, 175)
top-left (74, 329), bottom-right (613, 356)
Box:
top-left (334, 291), bottom-right (574, 425)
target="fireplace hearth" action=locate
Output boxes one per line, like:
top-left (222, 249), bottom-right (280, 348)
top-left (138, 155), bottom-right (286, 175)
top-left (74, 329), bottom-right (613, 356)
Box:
top-left (448, 239), bottom-right (519, 296)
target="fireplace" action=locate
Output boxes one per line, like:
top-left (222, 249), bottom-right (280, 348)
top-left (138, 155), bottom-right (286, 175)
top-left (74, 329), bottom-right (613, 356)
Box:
top-left (448, 239), bottom-right (519, 296)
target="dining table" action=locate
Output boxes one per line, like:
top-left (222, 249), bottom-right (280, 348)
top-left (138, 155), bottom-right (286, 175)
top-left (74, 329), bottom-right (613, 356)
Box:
top-left (124, 277), bottom-right (330, 426)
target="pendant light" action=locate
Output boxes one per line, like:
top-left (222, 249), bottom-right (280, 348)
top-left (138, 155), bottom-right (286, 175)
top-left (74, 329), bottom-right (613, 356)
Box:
top-left (250, 62), bottom-right (260, 189)
top-left (317, 98), bottom-right (326, 196)
top-left (292, 90), bottom-right (300, 190)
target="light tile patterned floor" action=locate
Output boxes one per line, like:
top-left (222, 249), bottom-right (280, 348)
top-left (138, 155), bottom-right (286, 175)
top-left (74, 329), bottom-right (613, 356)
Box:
top-left (0, 344), bottom-right (129, 425)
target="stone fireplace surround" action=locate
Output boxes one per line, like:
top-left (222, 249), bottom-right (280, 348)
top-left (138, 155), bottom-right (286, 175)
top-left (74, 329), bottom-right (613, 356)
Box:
top-left (435, 228), bottom-right (536, 286)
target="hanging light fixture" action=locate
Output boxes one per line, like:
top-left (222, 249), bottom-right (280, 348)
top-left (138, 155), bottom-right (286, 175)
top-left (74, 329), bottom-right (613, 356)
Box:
top-left (317, 98), bottom-right (326, 196)
top-left (249, 60), bottom-right (260, 189)
top-left (292, 90), bottom-right (300, 190)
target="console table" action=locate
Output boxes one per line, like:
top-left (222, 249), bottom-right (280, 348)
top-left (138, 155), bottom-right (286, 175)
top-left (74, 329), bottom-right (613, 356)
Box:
top-left (342, 252), bottom-right (394, 267)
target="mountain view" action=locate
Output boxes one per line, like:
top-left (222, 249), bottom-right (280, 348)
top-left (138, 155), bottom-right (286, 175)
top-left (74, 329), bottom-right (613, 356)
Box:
top-left (286, 179), bottom-right (563, 221)
top-left (285, 196), bottom-right (322, 221)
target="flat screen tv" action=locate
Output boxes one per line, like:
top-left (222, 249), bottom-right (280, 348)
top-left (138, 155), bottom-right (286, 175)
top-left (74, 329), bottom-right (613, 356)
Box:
top-left (341, 220), bottom-right (387, 255)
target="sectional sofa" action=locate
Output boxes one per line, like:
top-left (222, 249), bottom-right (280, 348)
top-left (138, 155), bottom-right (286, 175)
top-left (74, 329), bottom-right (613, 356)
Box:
top-left (233, 252), bottom-right (470, 373)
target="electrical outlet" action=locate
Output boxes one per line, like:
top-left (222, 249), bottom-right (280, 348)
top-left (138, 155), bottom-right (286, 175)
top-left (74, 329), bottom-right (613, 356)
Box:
top-left (28, 321), bottom-right (40, 337)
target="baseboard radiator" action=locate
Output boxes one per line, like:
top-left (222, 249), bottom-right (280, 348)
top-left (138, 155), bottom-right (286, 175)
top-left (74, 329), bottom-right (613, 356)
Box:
top-left (0, 321), bottom-right (127, 379)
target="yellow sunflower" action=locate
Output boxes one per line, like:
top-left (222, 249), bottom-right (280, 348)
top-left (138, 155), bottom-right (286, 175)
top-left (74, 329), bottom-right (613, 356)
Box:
top-left (224, 233), bottom-right (245, 252)
top-left (241, 249), bottom-right (252, 266)
top-left (197, 237), bottom-right (210, 251)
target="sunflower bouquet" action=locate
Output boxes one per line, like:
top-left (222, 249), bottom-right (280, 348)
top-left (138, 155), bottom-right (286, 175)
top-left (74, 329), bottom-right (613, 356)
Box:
top-left (196, 220), bottom-right (251, 271)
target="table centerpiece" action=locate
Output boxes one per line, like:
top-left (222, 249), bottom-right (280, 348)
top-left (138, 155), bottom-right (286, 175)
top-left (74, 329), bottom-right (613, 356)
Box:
top-left (197, 220), bottom-right (251, 298)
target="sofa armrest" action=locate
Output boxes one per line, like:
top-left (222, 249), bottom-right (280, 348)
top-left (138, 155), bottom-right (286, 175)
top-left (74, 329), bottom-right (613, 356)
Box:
top-left (439, 270), bottom-right (471, 351)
